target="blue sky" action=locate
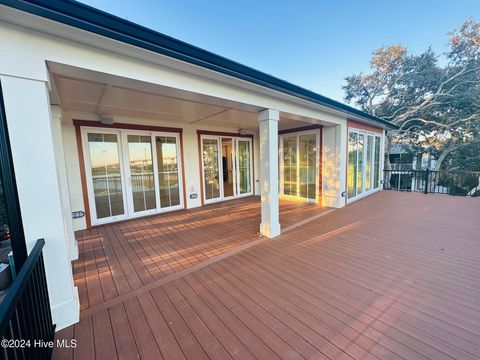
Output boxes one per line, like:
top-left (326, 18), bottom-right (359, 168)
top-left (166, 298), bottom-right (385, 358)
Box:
top-left (81, 0), bottom-right (479, 102)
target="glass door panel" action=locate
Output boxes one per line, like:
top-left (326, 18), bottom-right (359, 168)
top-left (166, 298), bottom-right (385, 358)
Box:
top-left (237, 140), bottom-right (252, 194)
top-left (348, 132), bottom-right (358, 198)
top-left (357, 134), bottom-right (365, 195)
top-left (156, 135), bottom-right (181, 208)
top-left (299, 133), bottom-right (317, 200)
top-left (374, 137), bottom-right (381, 189)
top-left (87, 132), bottom-right (125, 220)
top-left (221, 138), bottom-right (235, 198)
top-left (126, 135), bottom-right (156, 213)
top-left (282, 136), bottom-right (297, 196)
top-left (202, 138), bottom-right (221, 201)
top-left (365, 135), bottom-right (373, 191)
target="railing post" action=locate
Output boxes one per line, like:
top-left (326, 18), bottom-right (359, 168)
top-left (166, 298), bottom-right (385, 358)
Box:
top-left (424, 169), bottom-right (430, 194)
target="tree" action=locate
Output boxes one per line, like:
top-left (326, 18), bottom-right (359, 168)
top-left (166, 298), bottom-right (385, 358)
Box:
top-left (343, 19), bottom-right (480, 172)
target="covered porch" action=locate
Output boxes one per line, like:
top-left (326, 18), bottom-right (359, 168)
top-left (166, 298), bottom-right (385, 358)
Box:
top-left (48, 61), bottom-right (346, 242)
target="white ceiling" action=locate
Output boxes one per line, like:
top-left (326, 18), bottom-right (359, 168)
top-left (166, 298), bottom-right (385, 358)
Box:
top-left (49, 62), bottom-right (314, 130)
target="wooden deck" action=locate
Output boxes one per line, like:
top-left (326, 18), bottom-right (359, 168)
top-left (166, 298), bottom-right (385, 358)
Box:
top-left (54, 192), bottom-right (480, 360)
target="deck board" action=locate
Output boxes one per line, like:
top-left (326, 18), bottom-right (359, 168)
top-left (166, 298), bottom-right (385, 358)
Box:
top-left (54, 193), bottom-right (480, 359)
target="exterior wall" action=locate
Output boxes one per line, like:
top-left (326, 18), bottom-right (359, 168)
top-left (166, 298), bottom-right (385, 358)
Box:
top-left (322, 123), bottom-right (348, 208)
top-left (61, 112), bottom-right (260, 231)
top-left (347, 119), bottom-right (384, 134)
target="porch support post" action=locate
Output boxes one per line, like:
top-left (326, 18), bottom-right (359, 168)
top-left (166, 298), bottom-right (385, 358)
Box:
top-left (0, 53), bottom-right (79, 330)
top-left (51, 106), bottom-right (78, 261)
top-left (322, 122), bottom-right (347, 207)
top-left (258, 109), bottom-right (281, 238)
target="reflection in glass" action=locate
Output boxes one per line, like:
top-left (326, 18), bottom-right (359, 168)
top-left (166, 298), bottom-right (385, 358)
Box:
top-left (237, 140), bottom-right (251, 194)
top-left (299, 134), bottom-right (317, 200)
top-left (127, 135), bottom-right (155, 212)
top-left (366, 135), bottom-right (373, 191)
top-left (282, 136), bottom-right (297, 196)
top-left (156, 136), bottom-right (180, 208)
top-left (357, 134), bottom-right (364, 195)
top-left (221, 138), bottom-right (234, 197)
top-left (88, 133), bottom-right (124, 219)
top-left (348, 132), bottom-right (358, 198)
top-left (203, 139), bottom-right (220, 200)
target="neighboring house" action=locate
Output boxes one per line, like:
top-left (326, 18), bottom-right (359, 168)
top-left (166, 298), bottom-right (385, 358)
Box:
top-left (388, 144), bottom-right (437, 171)
top-left (387, 144), bottom-right (438, 191)
top-left (0, 0), bottom-right (395, 331)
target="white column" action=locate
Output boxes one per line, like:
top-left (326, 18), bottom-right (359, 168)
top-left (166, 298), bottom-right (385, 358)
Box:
top-left (322, 122), bottom-right (347, 208)
top-left (0, 54), bottom-right (79, 330)
top-left (51, 106), bottom-right (78, 261)
top-left (258, 109), bottom-right (281, 238)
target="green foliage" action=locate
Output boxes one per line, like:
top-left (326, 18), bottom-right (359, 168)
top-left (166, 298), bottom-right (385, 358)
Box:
top-left (343, 19), bottom-right (480, 171)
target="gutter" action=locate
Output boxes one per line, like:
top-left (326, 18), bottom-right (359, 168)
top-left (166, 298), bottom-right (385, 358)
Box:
top-left (1, 0), bottom-right (398, 129)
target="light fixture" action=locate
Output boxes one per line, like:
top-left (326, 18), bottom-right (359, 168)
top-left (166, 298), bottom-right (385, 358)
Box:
top-left (239, 128), bottom-right (254, 135)
top-left (100, 115), bottom-right (114, 125)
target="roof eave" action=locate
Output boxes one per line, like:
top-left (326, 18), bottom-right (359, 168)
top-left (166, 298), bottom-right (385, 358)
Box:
top-left (2, 0), bottom-right (398, 129)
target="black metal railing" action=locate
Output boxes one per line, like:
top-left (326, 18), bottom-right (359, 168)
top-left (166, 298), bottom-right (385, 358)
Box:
top-left (383, 169), bottom-right (480, 196)
top-left (0, 239), bottom-right (55, 359)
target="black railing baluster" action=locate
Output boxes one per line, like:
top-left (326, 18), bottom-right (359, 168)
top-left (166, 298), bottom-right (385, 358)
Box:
top-left (383, 169), bottom-right (479, 197)
top-left (37, 256), bottom-right (53, 334)
top-left (0, 240), bottom-right (55, 359)
top-left (32, 264), bottom-right (47, 341)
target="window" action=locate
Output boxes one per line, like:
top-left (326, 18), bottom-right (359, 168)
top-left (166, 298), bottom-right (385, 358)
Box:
top-left (348, 129), bottom-right (382, 200)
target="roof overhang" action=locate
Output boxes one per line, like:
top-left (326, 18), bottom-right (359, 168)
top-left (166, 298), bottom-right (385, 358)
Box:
top-left (1, 0), bottom-right (398, 129)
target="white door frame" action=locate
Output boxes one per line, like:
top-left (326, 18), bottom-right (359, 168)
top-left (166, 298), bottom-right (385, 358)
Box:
top-left (81, 127), bottom-right (184, 225)
top-left (200, 134), bottom-right (253, 204)
top-left (152, 131), bottom-right (184, 212)
top-left (81, 127), bottom-right (129, 225)
top-left (121, 129), bottom-right (157, 218)
top-left (235, 137), bottom-right (254, 198)
top-left (279, 129), bottom-right (320, 204)
top-left (347, 128), bottom-right (383, 204)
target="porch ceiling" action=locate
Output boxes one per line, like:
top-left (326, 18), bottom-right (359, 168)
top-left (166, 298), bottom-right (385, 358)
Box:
top-left (48, 62), bottom-right (318, 130)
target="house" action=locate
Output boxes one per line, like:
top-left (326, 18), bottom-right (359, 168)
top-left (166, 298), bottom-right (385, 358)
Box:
top-left (386, 143), bottom-right (441, 192)
top-left (0, 0), bottom-right (395, 333)
top-left (388, 144), bottom-right (437, 171)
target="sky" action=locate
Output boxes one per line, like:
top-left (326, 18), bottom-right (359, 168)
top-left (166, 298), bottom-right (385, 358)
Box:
top-left (81, 0), bottom-right (479, 102)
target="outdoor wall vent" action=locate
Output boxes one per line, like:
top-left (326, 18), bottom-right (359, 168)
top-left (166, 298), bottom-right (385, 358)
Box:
top-left (100, 115), bottom-right (114, 125)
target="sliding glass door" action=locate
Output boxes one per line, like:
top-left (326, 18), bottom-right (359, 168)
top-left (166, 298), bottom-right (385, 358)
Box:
top-left (83, 128), bottom-right (183, 225)
top-left (347, 129), bottom-right (382, 201)
top-left (201, 135), bottom-right (252, 204)
top-left (280, 130), bottom-right (320, 203)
